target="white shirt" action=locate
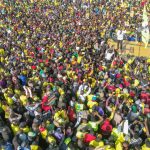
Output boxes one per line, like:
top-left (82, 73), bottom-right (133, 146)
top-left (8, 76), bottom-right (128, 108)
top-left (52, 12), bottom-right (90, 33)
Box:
top-left (117, 30), bottom-right (126, 40)
top-left (105, 50), bottom-right (114, 60)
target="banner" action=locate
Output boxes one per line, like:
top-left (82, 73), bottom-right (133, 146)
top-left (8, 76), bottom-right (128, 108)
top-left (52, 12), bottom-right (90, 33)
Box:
top-left (141, 6), bottom-right (149, 48)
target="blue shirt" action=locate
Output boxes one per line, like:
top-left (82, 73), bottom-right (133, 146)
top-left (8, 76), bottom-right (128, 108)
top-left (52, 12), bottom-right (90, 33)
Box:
top-left (18, 75), bottom-right (27, 86)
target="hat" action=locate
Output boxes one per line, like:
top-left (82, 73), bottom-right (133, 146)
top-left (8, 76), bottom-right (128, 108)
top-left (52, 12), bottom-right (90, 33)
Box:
top-left (28, 131), bottom-right (36, 138)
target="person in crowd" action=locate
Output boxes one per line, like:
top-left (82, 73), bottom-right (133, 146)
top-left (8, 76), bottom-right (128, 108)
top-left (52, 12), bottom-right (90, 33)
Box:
top-left (0, 0), bottom-right (150, 150)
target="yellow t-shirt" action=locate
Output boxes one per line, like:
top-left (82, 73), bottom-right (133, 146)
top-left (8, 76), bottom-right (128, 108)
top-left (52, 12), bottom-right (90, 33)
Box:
top-left (87, 94), bottom-right (94, 101)
top-left (0, 57), bottom-right (5, 62)
top-left (116, 88), bottom-right (121, 94)
top-left (75, 103), bottom-right (84, 112)
top-left (105, 145), bottom-right (115, 150)
top-left (22, 126), bottom-right (30, 133)
top-left (77, 56), bottom-right (82, 64)
top-left (54, 110), bottom-right (68, 124)
top-left (2, 105), bottom-right (9, 119)
top-left (59, 41), bottom-right (63, 48)
top-left (11, 124), bottom-right (20, 135)
top-left (91, 78), bottom-right (96, 88)
top-left (88, 121), bottom-right (99, 131)
top-left (41, 129), bottom-right (48, 139)
top-left (0, 48), bottom-right (5, 55)
top-left (47, 136), bottom-right (56, 143)
top-left (20, 95), bottom-right (28, 105)
top-left (6, 97), bottom-right (13, 105)
top-left (43, 81), bottom-right (49, 87)
top-left (58, 87), bottom-right (64, 95)
top-left (76, 131), bottom-right (87, 139)
top-left (30, 145), bottom-right (39, 150)
top-left (14, 89), bottom-right (21, 95)
top-left (142, 144), bottom-right (150, 150)
top-left (134, 79), bottom-right (139, 87)
top-left (124, 64), bottom-right (129, 71)
top-left (89, 140), bottom-right (104, 148)
top-left (87, 101), bottom-right (98, 109)
top-left (116, 141), bottom-right (123, 150)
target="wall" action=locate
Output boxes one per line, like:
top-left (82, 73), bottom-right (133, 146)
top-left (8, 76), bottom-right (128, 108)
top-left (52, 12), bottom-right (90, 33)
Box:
top-left (108, 40), bottom-right (150, 57)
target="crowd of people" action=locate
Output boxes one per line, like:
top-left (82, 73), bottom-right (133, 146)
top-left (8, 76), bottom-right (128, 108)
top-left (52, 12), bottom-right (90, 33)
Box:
top-left (0, 0), bottom-right (150, 150)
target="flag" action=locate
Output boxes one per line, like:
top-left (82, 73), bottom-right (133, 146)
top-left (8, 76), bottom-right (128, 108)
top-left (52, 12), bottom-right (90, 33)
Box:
top-left (141, 6), bottom-right (149, 48)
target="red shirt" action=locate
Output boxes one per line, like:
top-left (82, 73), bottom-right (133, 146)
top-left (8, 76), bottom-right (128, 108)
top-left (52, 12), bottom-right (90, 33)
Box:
top-left (31, 65), bottom-right (36, 70)
top-left (144, 108), bottom-right (150, 114)
top-left (141, 93), bottom-right (150, 106)
top-left (130, 91), bottom-right (135, 97)
top-left (123, 78), bottom-right (130, 87)
top-left (49, 77), bottom-right (54, 83)
top-left (39, 126), bottom-right (46, 132)
top-left (41, 96), bottom-right (52, 112)
top-left (141, 1), bottom-right (147, 7)
top-left (140, 92), bottom-right (149, 100)
top-left (50, 49), bottom-right (54, 54)
top-left (101, 119), bottom-right (112, 133)
top-left (38, 59), bottom-right (43, 63)
top-left (83, 134), bottom-right (96, 143)
top-left (58, 65), bottom-right (63, 71)
top-left (107, 85), bottom-right (116, 91)
top-left (68, 106), bottom-right (76, 122)
top-left (99, 66), bottom-right (104, 71)
top-left (112, 60), bottom-right (117, 66)
top-left (116, 73), bottom-right (121, 78)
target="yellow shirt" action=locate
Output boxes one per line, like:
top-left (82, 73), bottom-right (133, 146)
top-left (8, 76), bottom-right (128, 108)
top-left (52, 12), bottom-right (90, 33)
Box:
top-left (20, 95), bottom-right (28, 105)
top-left (87, 94), bottom-right (94, 101)
top-left (43, 81), bottom-right (49, 87)
top-left (15, 89), bottom-right (21, 95)
top-left (41, 129), bottom-right (48, 139)
top-left (76, 131), bottom-right (87, 139)
top-left (30, 145), bottom-right (39, 150)
top-left (6, 97), bottom-right (13, 105)
top-left (54, 110), bottom-right (68, 124)
top-left (59, 41), bottom-right (63, 48)
top-left (11, 124), bottom-right (19, 135)
top-left (124, 64), bottom-right (129, 72)
top-left (22, 126), bottom-right (30, 133)
top-left (89, 140), bottom-right (104, 148)
top-left (142, 144), bottom-right (150, 150)
top-left (77, 56), bottom-right (82, 64)
top-left (2, 105), bottom-right (9, 119)
top-left (0, 48), bottom-right (5, 55)
top-left (134, 79), bottom-right (139, 87)
top-left (87, 100), bottom-right (98, 109)
top-left (58, 87), bottom-right (64, 95)
top-left (116, 141), bottom-right (123, 150)
top-left (105, 145), bottom-right (115, 150)
top-left (47, 135), bottom-right (56, 143)
top-left (91, 78), bottom-right (96, 88)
